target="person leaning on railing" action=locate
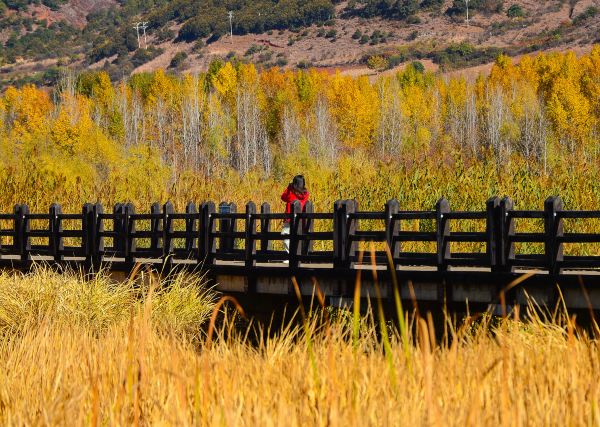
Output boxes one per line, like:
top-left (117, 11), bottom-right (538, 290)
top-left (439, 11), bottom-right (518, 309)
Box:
top-left (281, 175), bottom-right (310, 255)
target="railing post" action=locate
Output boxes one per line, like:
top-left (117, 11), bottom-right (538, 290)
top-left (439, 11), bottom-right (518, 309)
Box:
top-left (289, 200), bottom-right (302, 269)
top-left (124, 203), bottom-right (135, 265)
top-left (185, 202), bottom-right (198, 254)
top-left (93, 203), bottom-right (104, 268)
top-left (385, 199), bottom-right (400, 265)
top-left (113, 203), bottom-right (124, 256)
top-left (245, 202), bottom-right (257, 268)
top-left (333, 200), bottom-right (346, 269)
top-left (218, 202), bottom-right (237, 253)
top-left (347, 200), bottom-right (358, 268)
top-left (199, 201), bottom-right (216, 265)
top-left (82, 203), bottom-right (94, 267)
top-left (486, 196), bottom-right (500, 272)
top-left (545, 196), bottom-right (564, 275)
top-left (260, 202), bottom-right (272, 253)
top-left (49, 203), bottom-right (63, 262)
top-left (163, 201), bottom-right (174, 266)
top-left (436, 198), bottom-right (450, 272)
top-left (498, 197), bottom-right (514, 272)
top-left (150, 202), bottom-right (162, 256)
top-left (14, 204), bottom-right (31, 264)
top-left (302, 201), bottom-right (314, 256)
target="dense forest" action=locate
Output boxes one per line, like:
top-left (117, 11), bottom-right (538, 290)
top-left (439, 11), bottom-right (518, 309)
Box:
top-left (0, 48), bottom-right (598, 217)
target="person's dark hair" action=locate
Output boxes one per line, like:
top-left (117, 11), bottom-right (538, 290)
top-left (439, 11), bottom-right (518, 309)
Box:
top-left (291, 175), bottom-right (306, 193)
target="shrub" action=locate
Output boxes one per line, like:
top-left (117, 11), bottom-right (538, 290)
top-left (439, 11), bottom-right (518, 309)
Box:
top-left (367, 55), bottom-right (389, 71)
top-left (296, 59), bottom-right (313, 69)
top-left (387, 54), bottom-right (405, 68)
top-left (258, 51), bottom-right (273, 62)
top-left (131, 47), bottom-right (163, 68)
top-left (352, 29), bottom-right (362, 39)
top-left (411, 60), bottom-right (425, 73)
top-left (245, 44), bottom-right (262, 56)
top-left (192, 40), bottom-right (205, 53)
top-left (177, 18), bottom-right (211, 42)
top-left (325, 29), bottom-right (337, 38)
top-left (169, 51), bottom-right (188, 69)
top-left (573, 7), bottom-right (598, 25)
top-left (506, 4), bottom-right (525, 18)
top-left (359, 34), bottom-right (369, 44)
top-left (155, 27), bottom-right (175, 42)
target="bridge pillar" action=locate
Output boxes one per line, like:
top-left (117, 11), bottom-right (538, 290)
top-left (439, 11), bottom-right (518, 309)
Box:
top-left (436, 198), bottom-right (450, 272)
top-left (545, 196), bottom-right (564, 276)
top-left (486, 196), bottom-right (501, 272)
top-left (163, 201), bottom-right (174, 269)
top-left (498, 197), bottom-right (514, 273)
top-left (333, 200), bottom-right (346, 269)
top-left (82, 203), bottom-right (95, 269)
top-left (185, 202), bottom-right (198, 254)
top-left (245, 202), bottom-right (257, 269)
top-left (150, 202), bottom-right (162, 257)
top-left (49, 203), bottom-right (63, 263)
top-left (384, 199), bottom-right (400, 265)
top-left (199, 201), bottom-right (216, 266)
top-left (92, 203), bottom-right (104, 268)
top-left (260, 203), bottom-right (272, 252)
top-left (124, 203), bottom-right (136, 265)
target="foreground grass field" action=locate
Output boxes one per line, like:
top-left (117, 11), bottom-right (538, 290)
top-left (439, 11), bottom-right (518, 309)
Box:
top-left (0, 268), bottom-right (598, 425)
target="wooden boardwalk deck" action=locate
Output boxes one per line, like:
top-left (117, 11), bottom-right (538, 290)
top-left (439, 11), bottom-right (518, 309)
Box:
top-left (2, 196), bottom-right (600, 311)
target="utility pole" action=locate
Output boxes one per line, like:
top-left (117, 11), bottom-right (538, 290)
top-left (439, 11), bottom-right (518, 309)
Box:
top-left (465, 0), bottom-right (470, 25)
top-left (140, 21), bottom-right (149, 48)
top-left (133, 22), bottom-right (141, 49)
top-left (133, 21), bottom-right (149, 49)
top-left (228, 11), bottom-right (234, 44)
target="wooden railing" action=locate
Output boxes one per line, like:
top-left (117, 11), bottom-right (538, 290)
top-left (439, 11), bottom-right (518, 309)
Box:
top-left (1, 196), bottom-right (599, 274)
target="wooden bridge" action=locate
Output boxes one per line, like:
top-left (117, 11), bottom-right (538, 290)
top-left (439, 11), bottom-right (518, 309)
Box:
top-left (1, 196), bottom-right (600, 311)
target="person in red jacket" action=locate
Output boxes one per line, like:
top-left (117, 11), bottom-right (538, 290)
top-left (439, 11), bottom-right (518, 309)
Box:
top-left (281, 175), bottom-right (309, 254)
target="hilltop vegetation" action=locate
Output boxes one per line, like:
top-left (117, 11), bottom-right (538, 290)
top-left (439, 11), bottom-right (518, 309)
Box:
top-left (0, 0), bottom-right (599, 87)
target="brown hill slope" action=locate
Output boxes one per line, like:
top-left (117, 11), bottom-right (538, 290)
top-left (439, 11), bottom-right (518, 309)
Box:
top-left (0, 0), bottom-right (598, 86)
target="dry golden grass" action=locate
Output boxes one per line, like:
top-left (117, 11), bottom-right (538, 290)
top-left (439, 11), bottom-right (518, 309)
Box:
top-left (0, 268), bottom-right (599, 425)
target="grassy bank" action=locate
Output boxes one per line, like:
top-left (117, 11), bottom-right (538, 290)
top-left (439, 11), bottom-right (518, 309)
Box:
top-left (0, 268), bottom-right (597, 424)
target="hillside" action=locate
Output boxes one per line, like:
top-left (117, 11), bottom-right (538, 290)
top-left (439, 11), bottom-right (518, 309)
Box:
top-left (0, 0), bottom-right (599, 87)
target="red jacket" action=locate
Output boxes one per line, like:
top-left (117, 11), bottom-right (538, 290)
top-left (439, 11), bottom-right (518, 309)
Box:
top-left (281, 185), bottom-right (309, 222)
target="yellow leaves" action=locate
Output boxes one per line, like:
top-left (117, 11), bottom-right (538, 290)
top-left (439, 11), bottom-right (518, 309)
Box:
top-left (489, 54), bottom-right (518, 90)
top-left (515, 55), bottom-right (539, 92)
top-left (92, 71), bottom-right (115, 111)
top-left (326, 72), bottom-right (378, 147)
top-left (547, 76), bottom-right (592, 145)
top-left (366, 55), bottom-right (389, 71)
top-left (237, 63), bottom-right (258, 88)
top-left (212, 62), bottom-right (238, 102)
top-left (3, 85), bottom-right (52, 137)
top-left (147, 69), bottom-right (178, 107)
top-left (115, 144), bottom-right (169, 203)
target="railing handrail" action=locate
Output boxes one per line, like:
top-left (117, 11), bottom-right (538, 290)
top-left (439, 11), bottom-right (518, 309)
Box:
top-left (1, 196), bottom-right (599, 274)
